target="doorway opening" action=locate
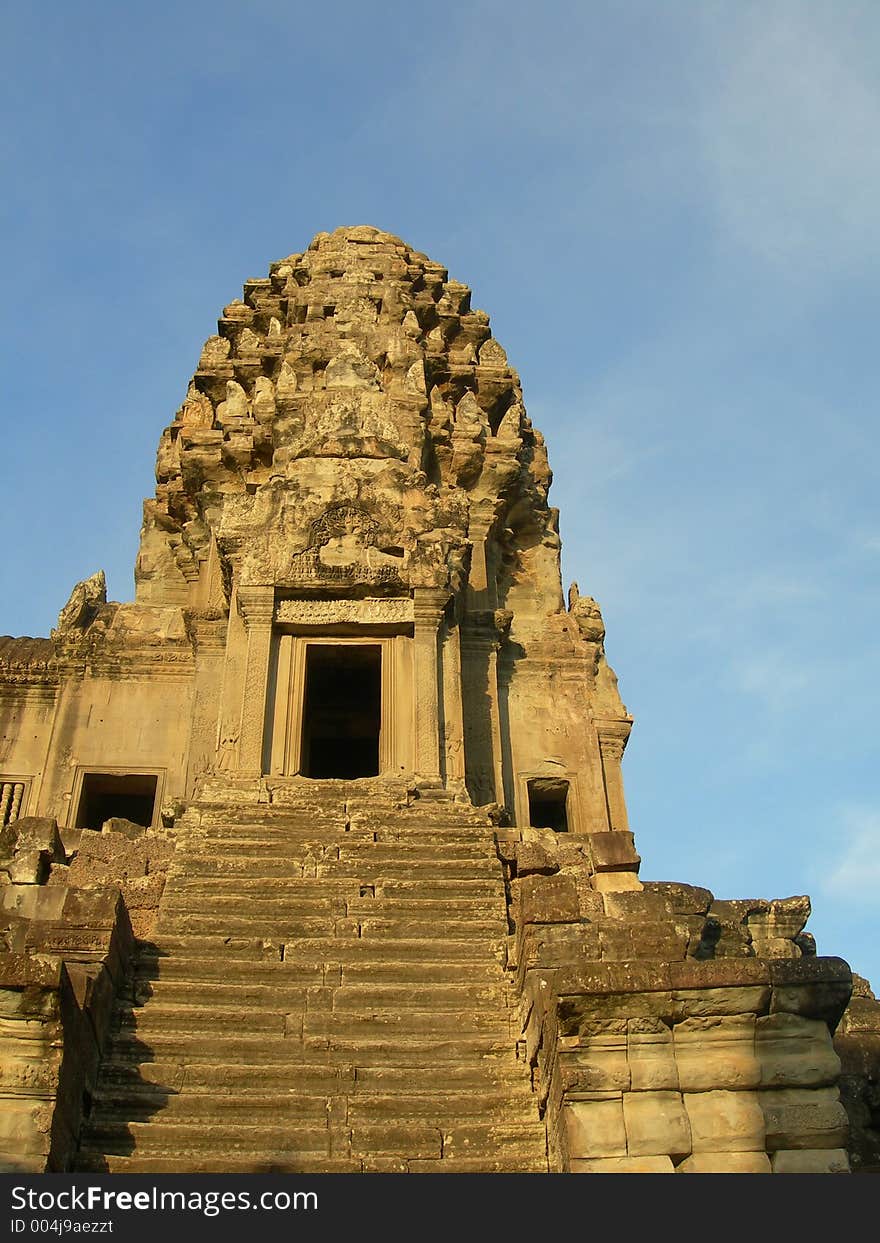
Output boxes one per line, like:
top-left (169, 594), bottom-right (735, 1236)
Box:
top-left (75, 771), bottom-right (159, 830)
top-left (301, 644), bottom-right (382, 779)
top-left (527, 777), bottom-right (570, 832)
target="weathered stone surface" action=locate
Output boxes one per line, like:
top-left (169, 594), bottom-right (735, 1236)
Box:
top-left (564, 1098), bottom-right (627, 1159)
top-left (770, 1148), bottom-right (850, 1173)
top-left (571, 1156), bottom-right (675, 1173)
top-left (515, 874), bottom-right (580, 924)
top-left (768, 956), bottom-right (852, 1028)
top-left (622, 1090), bottom-right (691, 1158)
top-left (674, 1015), bottom-right (762, 1092)
top-left (627, 1019), bottom-right (680, 1092)
top-left (677, 1152), bottom-right (771, 1173)
top-left (756, 1013), bottom-right (842, 1089)
top-left (684, 1089), bottom-right (765, 1152)
top-left (760, 1087), bottom-right (849, 1151)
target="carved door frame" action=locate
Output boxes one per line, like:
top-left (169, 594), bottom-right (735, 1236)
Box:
top-left (266, 633), bottom-right (413, 777)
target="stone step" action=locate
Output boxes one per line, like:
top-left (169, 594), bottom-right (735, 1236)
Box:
top-left (79, 1152), bottom-right (550, 1174)
top-left (105, 1031), bottom-right (519, 1064)
top-left (162, 876), bottom-right (503, 898)
top-left (351, 917), bottom-right (505, 940)
top-left (90, 1088), bottom-right (535, 1127)
top-left (146, 936), bottom-right (505, 962)
top-left (159, 894), bottom-right (504, 920)
top-left (406, 1155), bottom-right (549, 1173)
top-left (154, 914), bottom-right (338, 938)
top-left (98, 1060), bottom-right (348, 1092)
top-left (159, 894), bottom-right (349, 916)
top-left (130, 980), bottom-right (313, 1008)
top-left (135, 955), bottom-right (501, 986)
top-left (345, 1094), bottom-right (538, 1125)
top-left (172, 857), bottom-right (500, 879)
top-left (183, 841), bottom-right (495, 862)
top-left (129, 979), bottom-right (510, 1011)
top-left (114, 1005), bottom-right (292, 1037)
top-left (91, 1091), bottom-right (333, 1123)
top-left (97, 1059), bottom-right (533, 1095)
top-left (116, 1002), bottom-right (510, 1040)
top-left (79, 1119), bottom-right (544, 1161)
top-left (80, 1120), bottom-right (335, 1156)
top-left (194, 827), bottom-right (498, 847)
top-left (153, 915), bottom-right (502, 941)
top-left (302, 1008), bottom-right (513, 1040)
top-left (327, 983), bottom-right (513, 1010)
top-left (162, 877), bottom-right (363, 897)
top-left (315, 859), bottom-right (502, 879)
top-left (76, 1153), bottom-right (364, 1174)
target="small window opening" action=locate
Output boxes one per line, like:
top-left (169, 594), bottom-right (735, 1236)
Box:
top-left (75, 772), bottom-right (159, 830)
top-left (301, 646), bottom-right (381, 779)
top-left (527, 778), bottom-right (570, 833)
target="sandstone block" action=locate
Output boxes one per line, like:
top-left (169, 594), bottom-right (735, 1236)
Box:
top-left (669, 958), bottom-right (771, 990)
top-left (571, 1156), bottom-right (675, 1173)
top-left (642, 882), bottom-right (713, 915)
top-left (674, 1015), bottom-right (761, 1092)
top-left (627, 1020), bottom-right (679, 1092)
top-left (770, 1148), bottom-right (850, 1173)
top-left (515, 843), bottom-right (558, 877)
top-left (677, 1152), bottom-right (771, 1173)
top-left (672, 985), bottom-right (771, 1021)
top-left (768, 956), bottom-right (852, 1028)
top-left (684, 1089), bottom-right (765, 1152)
top-left (590, 871), bottom-right (643, 894)
top-left (517, 874), bottom-right (580, 924)
top-left (602, 890), bottom-right (674, 920)
top-left (760, 1087), bottom-right (849, 1151)
top-left (563, 1098), bottom-right (626, 1159)
top-left (756, 1013), bottom-right (841, 1089)
top-left (585, 832), bottom-right (640, 872)
top-left (560, 1030), bottom-right (630, 1092)
top-left (623, 1090), bottom-right (691, 1158)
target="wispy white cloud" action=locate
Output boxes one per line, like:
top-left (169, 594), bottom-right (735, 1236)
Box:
top-left (729, 650), bottom-right (811, 711)
top-left (821, 806), bottom-right (880, 899)
top-left (699, 3), bottom-right (880, 284)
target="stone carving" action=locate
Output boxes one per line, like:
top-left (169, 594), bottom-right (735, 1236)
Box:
top-left (286, 504), bottom-right (406, 588)
top-left (53, 570), bottom-right (106, 634)
top-left (276, 598), bottom-right (414, 626)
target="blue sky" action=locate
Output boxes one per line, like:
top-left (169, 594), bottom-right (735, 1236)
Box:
top-left (2, 2), bottom-right (877, 985)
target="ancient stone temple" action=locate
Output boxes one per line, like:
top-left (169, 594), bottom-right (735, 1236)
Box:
top-left (1, 226), bottom-right (877, 1173)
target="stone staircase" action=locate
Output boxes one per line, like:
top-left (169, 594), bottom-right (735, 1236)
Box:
top-left (75, 784), bottom-right (548, 1172)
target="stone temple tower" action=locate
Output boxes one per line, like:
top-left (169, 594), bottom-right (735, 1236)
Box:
top-left (1, 227), bottom-right (876, 1174)
top-left (131, 223), bottom-right (635, 846)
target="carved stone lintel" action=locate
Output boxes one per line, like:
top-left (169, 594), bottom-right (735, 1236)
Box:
top-left (276, 598), bottom-right (414, 627)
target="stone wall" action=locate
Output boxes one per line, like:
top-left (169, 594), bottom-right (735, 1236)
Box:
top-left (0, 816), bottom-right (166, 1170)
top-left (501, 827), bottom-right (859, 1173)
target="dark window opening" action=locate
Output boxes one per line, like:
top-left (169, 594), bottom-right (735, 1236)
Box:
top-left (301, 645), bottom-right (381, 779)
top-left (75, 772), bottom-right (159, 830)
top-left (527, 778), bottom-right (570, 832)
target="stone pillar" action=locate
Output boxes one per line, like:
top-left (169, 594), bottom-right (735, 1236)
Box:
top-left (441, 619), bottom-right (466, 784)
top-left (596, 719), bottom-right (632, 832)
top-left (236, 586), bottom-right (275, 778)
top-left (460, 616), bottom-right (506, 808)
top-left (184, 613), bottom-right (228, 796)
top-left (412, 588), bottom-right (449, 781)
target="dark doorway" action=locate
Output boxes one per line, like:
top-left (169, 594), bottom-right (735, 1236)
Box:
top-left (527, 777), bottom-right (569, 832)
top-left (75, 772), bottom-right (159, 830)
top-left (301, 645), bottom-right (382, 779)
